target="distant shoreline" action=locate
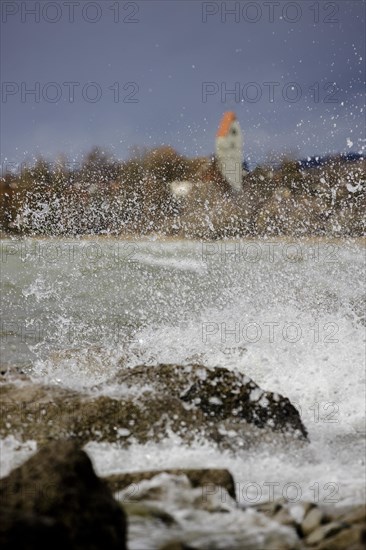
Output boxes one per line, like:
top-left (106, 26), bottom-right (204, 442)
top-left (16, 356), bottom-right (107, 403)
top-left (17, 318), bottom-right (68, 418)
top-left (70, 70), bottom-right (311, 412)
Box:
top-left (1, 232), bottom-right (365, 245)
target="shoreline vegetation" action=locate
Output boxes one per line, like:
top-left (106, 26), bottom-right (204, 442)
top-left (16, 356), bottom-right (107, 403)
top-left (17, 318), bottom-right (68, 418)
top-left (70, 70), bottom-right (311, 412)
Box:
top-left (1, 146), bottom-right (365, 239)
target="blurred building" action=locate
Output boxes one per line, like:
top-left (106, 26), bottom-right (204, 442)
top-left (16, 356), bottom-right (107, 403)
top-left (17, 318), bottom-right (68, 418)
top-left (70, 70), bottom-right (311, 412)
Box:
top-left (170, 112), bottom-right (245, 199)
top-left (215, 111), bottom-right (244, 192)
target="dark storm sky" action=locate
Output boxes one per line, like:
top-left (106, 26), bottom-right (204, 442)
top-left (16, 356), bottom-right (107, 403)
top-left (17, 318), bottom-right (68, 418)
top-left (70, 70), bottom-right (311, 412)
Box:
top-left (1, 0), bottom-right (365, 169)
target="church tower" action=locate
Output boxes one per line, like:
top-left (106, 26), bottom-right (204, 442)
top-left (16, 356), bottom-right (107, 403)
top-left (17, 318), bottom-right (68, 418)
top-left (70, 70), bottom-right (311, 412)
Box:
top-left (215, 112), bottom-right (243, 192)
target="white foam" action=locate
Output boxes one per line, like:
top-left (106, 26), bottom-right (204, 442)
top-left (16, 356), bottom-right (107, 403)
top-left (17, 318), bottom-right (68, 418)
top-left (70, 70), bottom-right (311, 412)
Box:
top-left (1, 238), bottom-right (365, 510)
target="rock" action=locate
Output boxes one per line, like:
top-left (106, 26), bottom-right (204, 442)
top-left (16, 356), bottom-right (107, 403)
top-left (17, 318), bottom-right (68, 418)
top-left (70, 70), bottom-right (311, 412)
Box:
top-left (288, 501), bottom-right (314, 524)
top-left (262, 531), bottom-right (300, 550)
top-left (306, 521), bottom-right (346, 545)
top-left (0, 511), bottom-right (72, 549)
top-left (307, 504), bottom-right (366, 549)
top-left (112, 363), bottom-right (308, 440)
top-left (124, 476), bottom-right (301, 549)
top-left (0, 441), bottom-right (127, 550)
top-left (105, 468), bottom-right (236, 501)
top-left (0, 363), bottom-right (307, 449)
top-left (253, 498), bottom-right (286, 517)
top-left (311, 524), bottom-right (366, 550)
top-left (255, 500), bottom-right (366, 548)
top-left (115, 472), bottom-right (236, 515)
top-left (342, 504), bottom-right (366, 526)
top-left (123, 502), bottom-right (176, 526)
top-left (273, 506), bottom-right (296, 528)
top-left (0, 382), bottom-right (207, 447)
top-left (323, 503), bottom-right (366, 525)
top-left (158, 542), bottom-right (193, 550)
top-left (301, 506), bottom-right (324, 536)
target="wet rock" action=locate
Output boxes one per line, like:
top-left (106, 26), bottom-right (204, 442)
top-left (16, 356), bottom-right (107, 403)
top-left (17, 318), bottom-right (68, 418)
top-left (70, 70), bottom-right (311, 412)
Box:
top-left (262, 531), bottom-right (301, 550)
top-left (1, 363), bottom-right (307, 449)
top-left (105, 468), bottom-right (236, 501)
top-left (306, 521), bottom-right (346, 545)
top-left (301, 506), bottom-right (324, 536)
top-left (0, 511), bottom-right (72, 550)
top-left (121, 474), bottom-right (301, 549)
top-left (113, 363), bottom-right (308, 440)
top-left (253, 498), bottom-right (286, 517)
top-left (253, 499), bottom-right (366, 548)
top-left (288, 501), bottom-right (314, 524)
top-left (306, 504), bottom-right (366, 549)
top-left (0, 382), bottom-right (206, 446)
top-left (343, 504), bottom-right (366, 526)
top-left (158, 542), bottom-right (194, 550)
top-left (311, 524), bottom-right (366, 550)
top-left (253, 499), bottom-right (307, 535)
top-left (324, 503), bottom-right (366, 525)
top-left (0, 440), bottom-right (127, 550)
top-left (123, 502), bottom-right (176, 526)
top-left (115, 472), bottom-right (236, 515)
top-left (273, 506), bottom-right (296, 528)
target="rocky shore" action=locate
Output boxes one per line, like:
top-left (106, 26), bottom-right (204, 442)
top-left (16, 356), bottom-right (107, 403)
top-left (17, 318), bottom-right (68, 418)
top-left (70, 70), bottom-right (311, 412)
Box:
top-left (0, 364), bottom-right (307, 449)
top-left (0, 364), bottom-right (364, 549)
top-left (1, 440), bottom-right (365, 549)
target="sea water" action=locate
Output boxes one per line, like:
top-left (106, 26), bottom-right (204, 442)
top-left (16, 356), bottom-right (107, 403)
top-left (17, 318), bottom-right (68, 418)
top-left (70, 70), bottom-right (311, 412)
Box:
top-left (1, 237), bottom-right (365, 545)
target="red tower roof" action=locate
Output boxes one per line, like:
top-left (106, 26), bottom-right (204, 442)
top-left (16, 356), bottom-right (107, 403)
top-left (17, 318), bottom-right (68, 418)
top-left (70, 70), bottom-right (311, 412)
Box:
top-left (216, 112), bottom-right (237, 137)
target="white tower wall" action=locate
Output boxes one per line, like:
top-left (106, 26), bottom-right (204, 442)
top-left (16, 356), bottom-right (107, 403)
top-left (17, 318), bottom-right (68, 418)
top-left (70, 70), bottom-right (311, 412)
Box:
top-left (216, 119), bottom-right (243, 192)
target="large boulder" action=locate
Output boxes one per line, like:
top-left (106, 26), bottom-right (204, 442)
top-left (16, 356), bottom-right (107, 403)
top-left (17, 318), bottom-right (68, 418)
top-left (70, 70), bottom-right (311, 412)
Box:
top-left (0, 440), bottom-right (127, 550)
top-left (0, 382), bottom-right (206, 446)
top-left (0, 363), bottom-right (307, 448)
top-left (112, 363), bottom-right (308, 440)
